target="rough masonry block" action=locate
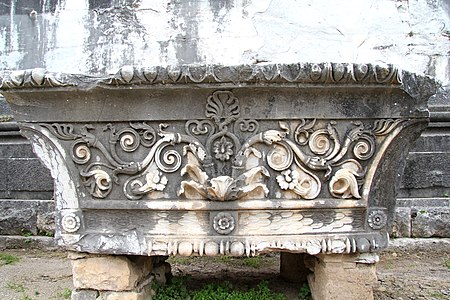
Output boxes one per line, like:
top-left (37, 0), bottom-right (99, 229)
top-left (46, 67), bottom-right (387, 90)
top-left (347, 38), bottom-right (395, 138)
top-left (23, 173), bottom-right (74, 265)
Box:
top-left (70, 252), bottom-right (153, 292)
top-left (307, 254), bottom-right (378, 300)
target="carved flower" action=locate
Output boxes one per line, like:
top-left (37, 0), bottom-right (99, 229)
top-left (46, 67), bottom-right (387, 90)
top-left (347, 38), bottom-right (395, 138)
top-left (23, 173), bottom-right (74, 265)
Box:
top-left (135, 170), bottom-right (168, 194)
top-left (276, 169), bottom-right (300, 190)
top-left (61, 213), bottom-right (81, 233)
top-left (368, 210), bottom-right (387, 230)
top-left (276, 169), bottom-right (316, 198)
top-left (213, 212), bottom-right (235, 235)
top-left (213, 136), bottom-right (234, 161)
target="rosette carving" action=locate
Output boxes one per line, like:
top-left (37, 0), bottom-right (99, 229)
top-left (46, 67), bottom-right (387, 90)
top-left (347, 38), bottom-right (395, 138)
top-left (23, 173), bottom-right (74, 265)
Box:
top-left (61, 213), bottom-right (81, 233)
top-left (367, 209), bottom-right (388, 230)
top-left (213, 212), bottom-right (235, 235)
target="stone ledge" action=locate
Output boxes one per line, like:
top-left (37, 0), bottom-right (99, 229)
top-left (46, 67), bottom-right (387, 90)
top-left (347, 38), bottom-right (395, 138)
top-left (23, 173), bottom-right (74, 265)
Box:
top-left (0, 235), bottom-right (60, 251)
top-left (391, 206), bottom-right (450, 238)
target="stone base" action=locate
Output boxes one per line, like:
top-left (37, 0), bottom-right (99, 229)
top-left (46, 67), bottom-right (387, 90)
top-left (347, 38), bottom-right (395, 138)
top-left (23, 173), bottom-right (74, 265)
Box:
top-left (69, 252), bottom-right (155, 300)
top-left (307, 254), bottom-right (378, 300)
top-left (71, 287), bottom-right (153, 300)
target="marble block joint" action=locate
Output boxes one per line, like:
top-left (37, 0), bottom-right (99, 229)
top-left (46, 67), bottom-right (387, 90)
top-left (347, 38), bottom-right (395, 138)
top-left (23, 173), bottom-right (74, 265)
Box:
top-left (1, 63), bottom-right (434, 298)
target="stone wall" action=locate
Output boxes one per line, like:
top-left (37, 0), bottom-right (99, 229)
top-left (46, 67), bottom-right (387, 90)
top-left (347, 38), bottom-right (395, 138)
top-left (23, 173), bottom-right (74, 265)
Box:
top-left (0, 0), bottom-right (449, 238)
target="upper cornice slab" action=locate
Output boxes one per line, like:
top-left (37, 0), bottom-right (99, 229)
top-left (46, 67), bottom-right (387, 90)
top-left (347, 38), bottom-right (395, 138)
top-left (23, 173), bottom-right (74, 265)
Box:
top-left (0, 63), bottom-right (437, 101)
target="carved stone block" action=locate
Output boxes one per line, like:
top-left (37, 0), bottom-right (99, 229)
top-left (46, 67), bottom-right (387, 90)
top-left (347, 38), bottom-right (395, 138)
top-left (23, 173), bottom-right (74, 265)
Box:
top-left (0, 63), bottom-right (434, 258)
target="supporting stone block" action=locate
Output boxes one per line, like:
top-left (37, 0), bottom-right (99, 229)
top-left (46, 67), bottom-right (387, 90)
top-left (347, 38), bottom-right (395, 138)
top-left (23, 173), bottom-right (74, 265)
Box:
top-left (280, 252), bottom-right (311, 283)
top-left (307, 254), bottom-right (378, 300)
top-left (69, 252), bottom-right (153, 292)
top-left (98, 284), bottom-right (153, 300)
top-left (71, 289), bottom-right (99, 300)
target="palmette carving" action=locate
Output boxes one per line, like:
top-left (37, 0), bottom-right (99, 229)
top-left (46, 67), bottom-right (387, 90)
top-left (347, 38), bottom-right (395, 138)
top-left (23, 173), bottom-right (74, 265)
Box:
top-left (39, 91), bottom-right (407, 201)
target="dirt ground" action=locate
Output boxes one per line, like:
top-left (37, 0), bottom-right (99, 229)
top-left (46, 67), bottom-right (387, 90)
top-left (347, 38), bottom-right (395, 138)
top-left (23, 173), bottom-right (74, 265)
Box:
top-left (0, 238), bottom-right (448, 300)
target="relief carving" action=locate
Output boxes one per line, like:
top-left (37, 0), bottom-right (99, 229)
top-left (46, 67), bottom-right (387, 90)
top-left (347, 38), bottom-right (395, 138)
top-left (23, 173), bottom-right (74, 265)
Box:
top-left (1, 68), bottom-right (74, 89)
top-left (39, 91), bottom-right (407, 203)
top-left (1, 63), bottom-right (401, 90)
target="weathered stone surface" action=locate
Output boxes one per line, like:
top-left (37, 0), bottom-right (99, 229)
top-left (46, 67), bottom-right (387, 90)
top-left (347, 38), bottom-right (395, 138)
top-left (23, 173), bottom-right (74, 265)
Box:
top-left (0, 133), bottom-right (53, 200)
top-left (98, 285), bottom-right (153, 300)
top-left (402, 153), bottom-right (450, 189)
top-left (0, 235), bottom-right (59, 251)
top-left (6, 158), bottom-right (53, 191)
top-left (308, 254), bottom-right (378, 300)
top-left (0, 0), bottom-right (448, 88)
top-left (151, 260), bottom-right (172, 285)
top-left (0, 63), bottom-right (432, 256)
top-left (391, 207), bottom-right (412, 238)
top-left (0, 200), bottom-right (54, 235)
top-left (71, 254), bottom-right (153, 291)
top-left (36, 210), bottom-right (56, 234)
top-left (0, 139), bottom-right (35, 159)
top-left (0, 199), bottom-right (38, 235)
top-left (0, 159), bottom-right (6, 191)
top-left (0, 96), bottom-right (13, 117)
top-left (411, 207), bottom-right (450, 237)
top-left (71, 289), bottom-right (99, 300)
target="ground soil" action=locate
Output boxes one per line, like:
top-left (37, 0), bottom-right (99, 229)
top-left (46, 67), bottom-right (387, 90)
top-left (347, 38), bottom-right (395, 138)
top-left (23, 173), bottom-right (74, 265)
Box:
top-left (0, 238), bottom-right (448, 300)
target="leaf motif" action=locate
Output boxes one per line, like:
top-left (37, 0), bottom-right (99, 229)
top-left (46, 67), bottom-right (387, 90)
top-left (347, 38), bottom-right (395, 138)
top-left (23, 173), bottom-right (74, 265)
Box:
top-left (205, 91), bottom-right (240, 127)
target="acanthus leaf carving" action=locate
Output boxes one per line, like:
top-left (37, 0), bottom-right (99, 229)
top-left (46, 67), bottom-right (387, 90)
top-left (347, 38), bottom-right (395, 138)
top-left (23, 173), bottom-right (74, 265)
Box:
top-left (178, 164), bottom-right (269, 201)
top-left (329, 160), bottom-right (364, 199)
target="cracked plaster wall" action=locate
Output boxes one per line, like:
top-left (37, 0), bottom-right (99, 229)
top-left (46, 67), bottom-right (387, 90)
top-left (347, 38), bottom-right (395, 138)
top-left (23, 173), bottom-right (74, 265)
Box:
top-left (0, 0), bottom-right (448, 87)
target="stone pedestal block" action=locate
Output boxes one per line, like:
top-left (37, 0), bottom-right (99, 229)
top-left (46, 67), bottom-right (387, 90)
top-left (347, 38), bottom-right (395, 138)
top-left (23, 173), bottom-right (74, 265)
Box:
top-left (69, 252), bottom-right (153, 292)
top-left (307, 254), bottom-right (378, 300)
top-left (97, 285), bottom-right (153, 300)
top-left (71, 290), bottom-right (99, 300)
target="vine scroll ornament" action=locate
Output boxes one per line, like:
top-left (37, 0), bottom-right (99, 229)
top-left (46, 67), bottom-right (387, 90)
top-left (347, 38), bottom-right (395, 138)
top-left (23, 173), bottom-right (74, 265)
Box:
top-left (41, 91), bottom-right (405, 202)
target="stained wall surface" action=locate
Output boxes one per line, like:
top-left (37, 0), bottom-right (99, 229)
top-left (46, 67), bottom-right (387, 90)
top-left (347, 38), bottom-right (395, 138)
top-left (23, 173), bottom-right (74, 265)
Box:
top-left (0, 0), bottom-right (449, 238)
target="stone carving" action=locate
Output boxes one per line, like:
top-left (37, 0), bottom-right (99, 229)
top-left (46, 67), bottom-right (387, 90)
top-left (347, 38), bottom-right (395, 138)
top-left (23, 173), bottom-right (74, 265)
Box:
top-left (1, 68), bottom-right (74, 89)
top-left (367, 209), bottom-right (388, 230)
top-left (1, 63), bottom-right (401, 90)
top-left (238, 210), bottom-right (363, 234)
top-left (61, 212), bottom-right (81, 233)
top-left (147, 235), bottom-right (382, 257)
top-left (179, 165), bottom-right (269, 201)
top-left (212, 212), bottom-right (235, 235)
top-left (329, 161), bottom-right (363, 199)
top-left (104, 63), bottom-right (401, 86)
top-left (38, 91), bottom-right (409, 203)
top-left (1, 61), bottom-right (432, 261)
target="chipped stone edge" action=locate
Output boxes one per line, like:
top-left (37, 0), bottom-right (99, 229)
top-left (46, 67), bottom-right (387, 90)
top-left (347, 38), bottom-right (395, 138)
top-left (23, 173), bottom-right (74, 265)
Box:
top-left (1, 63), bottom-right (438, 103)
top-left (0, 63), bottom-right (427, 89)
